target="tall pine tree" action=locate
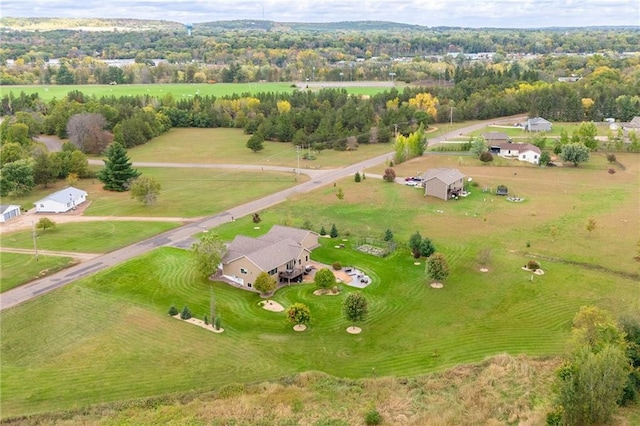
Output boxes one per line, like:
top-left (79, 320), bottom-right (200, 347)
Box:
top-left (97, 142), bottom-right (140, 191)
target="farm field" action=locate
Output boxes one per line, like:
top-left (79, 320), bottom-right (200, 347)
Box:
top-left (1, 151), bottom-right (638, 419)
top-left (0, 253), bottom-right (75, 292)
top-left (1, 82), bottom-right (400, 102)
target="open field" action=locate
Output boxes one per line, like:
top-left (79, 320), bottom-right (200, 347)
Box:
top-left (1, 221), bottom-right (181, 253)
top-left (0, 253), bottom-right (76, 292)
top-left (1, 150), bottom-right (638, 418)
top-left (0, 168), bottom-right (305, 218)
top-left (1, 82), bottom-right (401, 102)
top-left (127, 127), bottom-right (396, 169)
top-left (467, 122), bottom-right (612, 138)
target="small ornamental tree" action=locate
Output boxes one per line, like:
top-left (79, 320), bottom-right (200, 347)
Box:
top-left (168, 305), bottom-right (179, 316)
top-left (408, 231), bottom-right (422, 259)
top-left (427, 253), bottom-right (450, 284)
top-left (315, 268), bottom-right (336, 289)
top-left (214, 315), bottom-right (221, 330)
top-left (130, 176), bottom-right (161, 206)
top-left (607, 153), bottom-right (617, 163)
top-left (319, 226), bottom-right (327, 236)
top-left (252, 212), bottom-right (262, 224)
top-left (561, 143), bottom-right (590, 167)
top-left (478, 248), bottom-right (492, 269)
top-left (287, 303), bottom-right (311, 326)
top-left (586, 217), bottom-right (596, 235)
top-left (354, 171), bottom-right (361, 182)
top-left (36, 217), bottom-right (56, 232)
top-left (335, 187), bottom-right (344, 200)
top-left (246, 133), bottom-right (264, 152)
top-left (254, 271), bottom-right (277, 295)
top-left (180, 305), bottom-right (192, 320)
top-left (383, 168), bottom-right (396, 182)
top-left (330, 223), bottom-right (339, 238)
top-left (420, 237), bottom-right (436, 258)
top-left (539, 151), bottom-right (551, 166)
top-left (479, 151), bottom-right (493, 163)
top-left (383, 228), bottom-right (394, 242)
top-left (343, 291), bottom-right (368, 324)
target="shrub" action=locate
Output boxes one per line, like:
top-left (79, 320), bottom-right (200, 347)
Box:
top-left (607, 153), bottom-right (617, 163)
top-left (180, 305), bottom-right (192, 320)
top-left (383, 167), bottom-right (396, 182)
top-left (315, 268), bottom-right (336, 289)
top-left (354, 172), bottom-right (361, 182)
top-left (479, 151), bottom-right (494, 163)
top-left (364, 409), bottom-right (382, 425)
top-left (608, 168), bottom-right (616, 174)
top-left (320, 226), bottom-right (327, 236)
top-left (330, 224), bottom-right (339, 238)
top-left (204, 315), bottom-right (209, 325)
top-left (302, 219), bottom-right (313, 230)
top-left (332, 262), bottom-right (342, 270)
top-left (214, 315), bottom-right (221, 330)
top-left (527, 260), bottom-right (540, 270)
top-left (168, 305), bottom-right (178, 316)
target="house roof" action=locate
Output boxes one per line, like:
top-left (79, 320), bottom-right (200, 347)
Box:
top-left (35, 186), bottom-right (87, 205)
top-left (628, 116), bottom-right (640, 127)
top-left (422, 168), bottom-right (465, 185)
top-left (223, 235), bottom-right (308, 272)
top-left (0, 204), bottom-right (20, 214)
top-left (498, 143), bottom-right (541, 154)
top-left (482, 132), bottom-right (509, 141)
top-left (527, 117), bottom-right (551, 125)
top-left (222, 225), bottom-right (318, 271)
top-left (261, 225), bottom-right (320, 249)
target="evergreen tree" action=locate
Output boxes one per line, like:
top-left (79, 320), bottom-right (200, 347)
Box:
top-left (330, 223), bottom-right (339, 238)
top-left (97, 142), bottom-right (140, 191)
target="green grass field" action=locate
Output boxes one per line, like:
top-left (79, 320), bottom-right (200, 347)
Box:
top-left (1, 150), bottom-right (638, 418)
top-left (1, 221), bottom-right (181, 253)
top-left (468, 122), bottom-right (612, 138)
top-left (2, 82), bottom-right (400, 102)
top-left (0, 252), bottom-right (76, 292)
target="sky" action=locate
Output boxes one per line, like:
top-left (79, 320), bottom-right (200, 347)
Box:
top-left (2, 0), bottom-right (639, 28)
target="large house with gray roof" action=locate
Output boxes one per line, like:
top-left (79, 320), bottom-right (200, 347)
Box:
top-left (34, 186), bottom-right (88, 213)
top-left (522, 117), bottom-right (552, 132)
top-left (218, 225), bottom-right (320, 289)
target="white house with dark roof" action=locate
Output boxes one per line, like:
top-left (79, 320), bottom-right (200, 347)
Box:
top-left (498, 143), bottom-right (541, 164)
top-left (421, 168), bottom-right (465, 201)
top-left (219, 225), bottom-right (320, 289)
top-left (0, 204), bottom-right (21, 222)
top-left (34, 186), bottom-right (87, 213)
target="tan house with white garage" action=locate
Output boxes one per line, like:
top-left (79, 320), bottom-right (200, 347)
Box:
top-left (421, 168), bottom-right (465, 201)
top-left (218, 225), bottom-right (320, 289)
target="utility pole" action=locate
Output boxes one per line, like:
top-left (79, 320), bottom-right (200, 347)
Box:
top-left (394, 123), bottom-right (398, 138)
top-left (296, 146), bottom-right (300, 178)
top-left (32, 221), bottom-right (39, 261)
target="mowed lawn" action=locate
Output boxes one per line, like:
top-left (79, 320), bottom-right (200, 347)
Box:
top-left (0, 253), bottom-right (76, 292)
top-left (128, 127), bottom-right (395, 169)
top-left (1, 221), bottom-right (181, 253)
top-left (1, 151), bottom-right (638, 417)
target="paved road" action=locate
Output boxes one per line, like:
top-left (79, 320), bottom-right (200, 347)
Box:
top-left (0, 115), bottom-right (525, 311)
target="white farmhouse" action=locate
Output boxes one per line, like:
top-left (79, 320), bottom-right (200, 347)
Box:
top-left (34, 187), bottom-right (88, 213)
top-left (498, 143), bottom-right (541, 165)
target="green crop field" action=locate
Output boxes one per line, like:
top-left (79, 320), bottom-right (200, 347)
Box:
top-left (0, 252), bottom-right (76, 292)
top-left (1, 151), bottom-right (638, 418)
top-left (1, 82), bottom-right (400, 102)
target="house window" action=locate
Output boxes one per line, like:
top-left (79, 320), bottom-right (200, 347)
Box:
top-left (247, 283), bottom-right (252, 288)
top-left (240, 268), bottom-right (248, 274)
top-left (268, 268), bottom-right (278, 276)
top-left (305, 255), bottom-right (308, 261)
top-left (40, 204), bottom-right (44, 208)
top-left (298, 259), bottom-right (301, 265)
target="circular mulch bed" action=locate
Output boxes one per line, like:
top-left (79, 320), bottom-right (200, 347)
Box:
top-left (346, 326), bottom-right (362, 334)
top-left (293, 324), bottom-right (307, 332)
top-left (430, 282), bottom-right (444, 289)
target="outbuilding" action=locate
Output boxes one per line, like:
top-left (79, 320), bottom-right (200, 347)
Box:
top-left (34, 187), bottom-right (88, 213)
top-left (421, 168), bottom-right (465, 201)
top-left (0, 204), bottom-right (21, 222)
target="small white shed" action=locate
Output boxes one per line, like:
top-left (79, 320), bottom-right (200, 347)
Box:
top-left (34, 187), bottom-right (88, 213)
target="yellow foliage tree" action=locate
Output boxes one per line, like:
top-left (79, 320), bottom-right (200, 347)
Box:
top-left (407, 92), bottom-right (439, 121)
top-left (277, 100), bottom-right (292, 114)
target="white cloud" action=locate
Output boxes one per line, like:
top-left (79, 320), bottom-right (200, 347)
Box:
top-left (2, 0), bottom-right (639, 27)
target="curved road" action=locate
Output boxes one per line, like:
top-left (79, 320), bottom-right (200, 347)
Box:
top-left (0, 115), bottom-right (524, 311)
